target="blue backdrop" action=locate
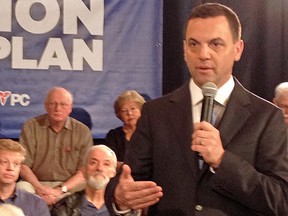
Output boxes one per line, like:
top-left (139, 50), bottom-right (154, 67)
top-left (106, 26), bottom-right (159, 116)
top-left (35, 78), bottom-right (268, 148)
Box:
top-left (0, 0), bottom-right (163, 138)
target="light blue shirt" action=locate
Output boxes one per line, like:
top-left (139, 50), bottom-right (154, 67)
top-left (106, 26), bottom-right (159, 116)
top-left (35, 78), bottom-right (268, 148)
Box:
top-left (0, 187), bottom-right (50, 216)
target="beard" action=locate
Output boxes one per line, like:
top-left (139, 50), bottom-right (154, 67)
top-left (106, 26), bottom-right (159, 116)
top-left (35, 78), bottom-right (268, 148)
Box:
top-left (87, 172), bottom-right (110, 190)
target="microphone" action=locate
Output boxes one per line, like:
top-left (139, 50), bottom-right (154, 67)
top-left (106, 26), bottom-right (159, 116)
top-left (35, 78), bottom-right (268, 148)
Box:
top-left (198, 82), bottom-right (218, 162)
top-left (200, 82), bottom-right (218, 123)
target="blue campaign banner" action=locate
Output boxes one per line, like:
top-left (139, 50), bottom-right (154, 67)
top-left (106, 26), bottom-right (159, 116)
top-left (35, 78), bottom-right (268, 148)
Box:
top-left (0, 0), bottom-right (163, 139)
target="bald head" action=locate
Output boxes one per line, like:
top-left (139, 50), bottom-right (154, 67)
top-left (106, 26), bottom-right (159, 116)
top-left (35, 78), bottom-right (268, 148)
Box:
top-left (45, 87), bottom-right (73, 105)
top-left (44, 87), bottom-right (73, 125)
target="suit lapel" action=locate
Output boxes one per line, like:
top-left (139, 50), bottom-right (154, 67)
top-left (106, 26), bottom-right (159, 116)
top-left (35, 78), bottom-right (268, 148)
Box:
top-left (166, 79), bottom-right (252, 179)
top-left (218, 79), bottom-right (252, 147)
top-left (197, 79), bottom-right (253, 180)
top-left (168, 83), bottom-right (201, 177)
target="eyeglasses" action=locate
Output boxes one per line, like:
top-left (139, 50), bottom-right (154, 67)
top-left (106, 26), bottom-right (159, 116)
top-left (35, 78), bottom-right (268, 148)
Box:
top-left (120, 107), bottom-right (139, 115)
top-left (0, 159), bottom-right (21, 169)
top-left (47, 102), bottom-right (71, 109)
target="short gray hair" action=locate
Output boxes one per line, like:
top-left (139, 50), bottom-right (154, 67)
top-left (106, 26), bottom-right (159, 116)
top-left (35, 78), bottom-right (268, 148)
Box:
top-left (114, 90), bottom-right (145, 118)
top-left (84, 145), bottom-right (117, 169)
top-left (275, 82), bottom-right (288, 99)
top-left (45, 86), bottom-right (74, 104)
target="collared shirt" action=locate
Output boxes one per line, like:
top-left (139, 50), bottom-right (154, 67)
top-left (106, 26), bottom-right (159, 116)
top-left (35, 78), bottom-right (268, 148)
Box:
top-left (19, 114), bottom-right (93, 181)
top-left (0, 187), bottom-right (50, 216)
top-left (190, 77), bottom-right (235, 124)
top-left (81, 195), bottom-right (110, 216)
top-left (50, 191), bottom-right (111, 216)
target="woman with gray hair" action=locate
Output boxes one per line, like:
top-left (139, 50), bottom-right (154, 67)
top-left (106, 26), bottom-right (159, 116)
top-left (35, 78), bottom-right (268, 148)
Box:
top-left (105, 90), bottom-right (146, 170)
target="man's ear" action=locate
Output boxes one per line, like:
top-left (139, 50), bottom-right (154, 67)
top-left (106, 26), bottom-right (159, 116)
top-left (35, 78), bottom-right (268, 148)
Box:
top-left (234, 39), bottom-right (244, 62)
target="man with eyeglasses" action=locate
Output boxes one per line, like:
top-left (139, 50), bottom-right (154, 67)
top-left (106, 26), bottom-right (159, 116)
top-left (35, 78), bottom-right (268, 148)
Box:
top-left (0, 139), bottom-right (50, 216)
top-left (17, 87), bottom-right (93, 206)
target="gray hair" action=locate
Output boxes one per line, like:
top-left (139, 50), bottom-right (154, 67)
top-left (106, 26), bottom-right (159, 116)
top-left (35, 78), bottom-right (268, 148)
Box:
top-left (84, 145), bottom-right (117, 169)
top-left (45, 86), bottom-right (74, 104)
top-left (274, 82), bottom-right (288, 99)
top-left (114, 90), bottom-right (145, 118)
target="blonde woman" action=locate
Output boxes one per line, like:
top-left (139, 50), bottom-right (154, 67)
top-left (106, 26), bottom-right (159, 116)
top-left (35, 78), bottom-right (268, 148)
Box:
top-left (105, 90), bottom-right (146, 170)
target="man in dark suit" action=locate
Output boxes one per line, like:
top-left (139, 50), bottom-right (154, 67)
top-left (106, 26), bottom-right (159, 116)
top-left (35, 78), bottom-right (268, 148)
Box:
top-left (105, 3), bottom-right (288, 216)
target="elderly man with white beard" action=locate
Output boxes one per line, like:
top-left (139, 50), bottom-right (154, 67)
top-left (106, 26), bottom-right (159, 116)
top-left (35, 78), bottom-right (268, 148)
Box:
top-left (50, 145), bottom-right (135, 216)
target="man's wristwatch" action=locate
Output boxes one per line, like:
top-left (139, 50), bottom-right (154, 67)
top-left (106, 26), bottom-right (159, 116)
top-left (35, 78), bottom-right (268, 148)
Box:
top-left (61, 185), bottom-right (68, 193)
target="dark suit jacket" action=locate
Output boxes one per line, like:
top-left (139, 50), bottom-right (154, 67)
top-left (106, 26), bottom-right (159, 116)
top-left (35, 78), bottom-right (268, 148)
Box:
top-left (105, 78), bottom-right (288, 216)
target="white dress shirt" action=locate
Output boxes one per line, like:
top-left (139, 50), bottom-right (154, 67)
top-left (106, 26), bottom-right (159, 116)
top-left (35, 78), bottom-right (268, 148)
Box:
top-left (189, 77), bottom-right (235, 171)
top-left (189, 77), bottom-right (235, 124)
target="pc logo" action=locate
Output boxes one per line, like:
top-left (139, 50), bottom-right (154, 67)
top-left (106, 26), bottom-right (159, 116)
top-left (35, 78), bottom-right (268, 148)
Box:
top-left (0, 91), bottom-right (30, 106)
top-left (0, 91), bottom-right (11, 106)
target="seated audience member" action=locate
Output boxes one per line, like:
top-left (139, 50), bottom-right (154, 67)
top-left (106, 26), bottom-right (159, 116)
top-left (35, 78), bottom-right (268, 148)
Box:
top-left (0, 139), bottom-right (50, 216)
top-left (17, 87), bottom-right (93, 206)
top-left (273, 82), bottom-right (288, 127)
top-left (51, 145), bottom-right (137, 216)
top-left (105, 90), bottom-right (145, 170)
top-left (0, 203), bottom-right (25, 216)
